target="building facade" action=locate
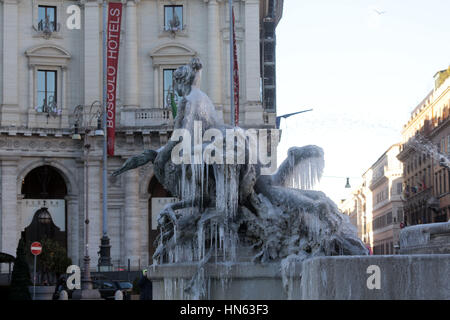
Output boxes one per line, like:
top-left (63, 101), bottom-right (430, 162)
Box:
top-left (0, 0), bottom-right (284, 271)
top-left (369, 144), bottom-right (403, 255)
top-left (397, 67), bottom-right (450, 227)
top-left (340, 145), bottom-right (403, 255)
top-left (339, 170), bottom-right (374, 250)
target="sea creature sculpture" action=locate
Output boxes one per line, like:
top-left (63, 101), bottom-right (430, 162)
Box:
top-left (113, 58), bottom-right (367, 297)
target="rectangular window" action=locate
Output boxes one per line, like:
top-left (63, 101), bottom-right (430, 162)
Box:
top-left (164, 5), bottom-right (183, 31)
top-left (386, 212), bottom-right (392, 225)
top-left (447, 135), bottom-right (450, 155)
top-left (442, 170), bottom-right (447, 193)
top-left (163, 69), bottom-right (179, 110)
top-left (38, 5), bottom-right (57, 32)
top-left (397, 182), bottom-right (402, 194)
top-left (37, 70), bottom-right (57, 112)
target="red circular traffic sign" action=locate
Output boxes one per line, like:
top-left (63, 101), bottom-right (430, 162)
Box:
top-left (30, 242), bottom-right (42, 256)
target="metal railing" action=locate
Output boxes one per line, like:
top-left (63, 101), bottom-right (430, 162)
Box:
top-left (119, 107), bottom-right (173, 128)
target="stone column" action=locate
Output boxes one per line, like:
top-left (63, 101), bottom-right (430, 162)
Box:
top-left (206, 0), bottom-right (223, 107)
top-left (86, 158), bottom-right (102, 270)
top-left (1, 0), bottom-right (19, 126)
top-left (28, 66), bottom-right (34, 110)
top-left (66, 195), bottom-right (80, 267)
top-left (124, 167), bottom-right (140, 268)
top-left (16, 193), bottom-right (24, 242)
top-left (27, 65), bottom-right (36, 127)
top-left (83, 0), bottom-right (101, 105)
top-left (153, 66), bottom-right (159, 108)
top-left (60, 66), bottom-right (69, 127)
top-left (124, 0), bottom-right (139, 108)
top-left (139, 193), bottom-right (149, 266)
top-left (1, 158), bottom-right (19, 256)
top-left (243, 0), bottom-right (263, 125)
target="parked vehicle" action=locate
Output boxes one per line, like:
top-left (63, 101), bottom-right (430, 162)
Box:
top-left (92, 279), bottom-right (133, 300)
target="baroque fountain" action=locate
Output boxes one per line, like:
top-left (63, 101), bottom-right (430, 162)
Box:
top-left (114, 59), bottom-right (449, 300)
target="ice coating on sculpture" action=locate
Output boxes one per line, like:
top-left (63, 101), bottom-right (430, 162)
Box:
top-left (113, 58), bottom-right (368, 299)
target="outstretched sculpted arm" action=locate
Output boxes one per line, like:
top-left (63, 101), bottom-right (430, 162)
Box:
top-left (111, 149), bottom-right (158, 177)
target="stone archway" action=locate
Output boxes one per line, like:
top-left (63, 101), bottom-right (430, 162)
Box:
top-left (17, 160), bottom-right (80, 265)
top-left (20, 166), bottom-right (68, 249)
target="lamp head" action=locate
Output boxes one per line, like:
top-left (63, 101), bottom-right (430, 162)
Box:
top-left (345, 177), bottom-right (351, 189)
top-left (95, 117), bottom-right (104, 136)
top-left (72, 122), bottom-right (82, 140)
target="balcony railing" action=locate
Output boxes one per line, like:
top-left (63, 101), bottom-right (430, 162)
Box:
top-left (33, 18), bottom-right (61, 39)
top-left (119, 108), bottom-right (174, 128)
top-left (369, 173), bottom-right (387, 191)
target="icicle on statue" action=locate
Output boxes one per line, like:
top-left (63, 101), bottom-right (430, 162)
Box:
top-left (113, 58), bottom-right (368, 297)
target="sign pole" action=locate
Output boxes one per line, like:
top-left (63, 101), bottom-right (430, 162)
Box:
top-left (31, 241), bottom-right (42, 300)
top-left (33, 254), bottom-right (36, 300)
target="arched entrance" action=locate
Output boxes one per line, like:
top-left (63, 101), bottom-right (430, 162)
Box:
top-left (148, 176), bottom-right (174, 261)
top-left (20, 165), bottom-right (68, 250)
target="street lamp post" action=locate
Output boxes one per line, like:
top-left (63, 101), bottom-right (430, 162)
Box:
top-left (98, 0), bottom-right (113, 272)
top-left (71, 102), bottom-right (103, 300)
top-left (229, 0), bottom-right (235, 126)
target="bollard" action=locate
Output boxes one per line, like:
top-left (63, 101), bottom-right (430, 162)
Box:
top-left (114, 290), bottom-right (123, 300)
top-left (58, 290), bottom-right (68, 300)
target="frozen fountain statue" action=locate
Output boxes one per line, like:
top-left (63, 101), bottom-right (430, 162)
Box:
top-left (113, 58), bottom-right (368, 299)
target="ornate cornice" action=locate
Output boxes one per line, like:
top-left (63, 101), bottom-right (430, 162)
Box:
top-left (79, 0), bottom-right (103, 5)
top-left (0, 0), bottom-right (22, 4)
top-left (121, 0), bottom-right (140, 4)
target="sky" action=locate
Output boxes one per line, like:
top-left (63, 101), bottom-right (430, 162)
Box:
top-left (275, 0), bottom-right (450, 204)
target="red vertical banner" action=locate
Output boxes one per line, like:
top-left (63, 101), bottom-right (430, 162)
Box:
top-left (106, 2), bottom-right (123, 156)
top-left (232, 7), bottom-right (240, 125)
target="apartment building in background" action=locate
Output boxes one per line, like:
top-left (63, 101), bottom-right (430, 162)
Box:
top-left (397, 67), bottom-right (450, 226)
top-left (340, 144), bottom-right (403, 255)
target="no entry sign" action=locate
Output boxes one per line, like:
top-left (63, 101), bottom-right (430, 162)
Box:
top-left (30, 242), bottom-right (42, 256)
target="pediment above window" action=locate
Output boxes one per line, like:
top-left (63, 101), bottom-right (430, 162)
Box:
top-left (150, 43), bottom-right (196, 66)
top-left (25, 44), bottom-right (71, 67)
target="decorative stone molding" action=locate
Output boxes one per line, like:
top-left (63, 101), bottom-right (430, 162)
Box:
top-left (121, 0), bottom-right (140, 4)
top-left (149, 42), bottom-right (196, 66)
top-left (25, 44), bottom-right (72, 129)
top-left (150, 43), bottom-right (197, 108)
top-left (15, 157), bottom-right (79, 195)
top-left (157, 0), bottom-right (189, 38)
top-left (31, 0), bottom-right (64, 40)
top-left (25, 44), bottom-right (71, 67)
top-left (79, 0), bottom-right (103, 5)
top-left (0, 0), bottom-right (22, 4)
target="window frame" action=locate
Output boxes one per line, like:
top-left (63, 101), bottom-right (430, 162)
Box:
top-left (162, 68), bottom-right (179, 110)
top-left (164, 5), bottom-right (184, 31)
top-left (37, 5), bottom-right (57, 32)
top-left (156, 1), bottom-right (189, 38)
top-left (36, 69), bottom-right (58, 113)
top-left (32, 1), bottom-right (63, 39)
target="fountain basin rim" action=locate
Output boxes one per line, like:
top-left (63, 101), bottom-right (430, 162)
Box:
top-left (148, 261), bottom-right (302, 280)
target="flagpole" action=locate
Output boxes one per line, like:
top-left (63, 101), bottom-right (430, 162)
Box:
top-left (99, 0), bottom-right (112, 271)
top-left (229, 0), bottom-right (235, 126)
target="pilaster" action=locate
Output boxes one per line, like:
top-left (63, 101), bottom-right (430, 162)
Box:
top-left (1, 0), bottom-right (19, 126)
top-left (243, 0), bottom-right (263, 125)
top-left (124, 168), bottom-right (140, 268)
top-left (124, 0), bottom-right (139, 108)
top-left (1, 159), bottom-right (19, 256)
top-left (84, 0), bottom-right (101, 105)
